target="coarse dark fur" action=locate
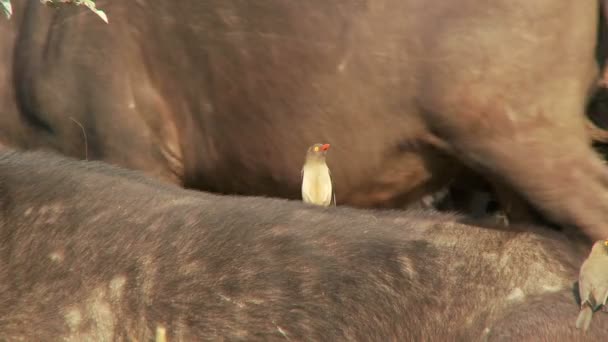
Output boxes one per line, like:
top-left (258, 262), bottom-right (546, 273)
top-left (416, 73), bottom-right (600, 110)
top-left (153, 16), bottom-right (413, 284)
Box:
top-left (0, 149), bottom-right (604, 341)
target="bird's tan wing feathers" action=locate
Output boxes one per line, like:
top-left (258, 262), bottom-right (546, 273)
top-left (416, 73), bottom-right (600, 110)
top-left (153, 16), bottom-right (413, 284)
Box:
top-left (329, 168), bottom-right (336, 207)
top-left (579, 271), bottom-right (592, 305)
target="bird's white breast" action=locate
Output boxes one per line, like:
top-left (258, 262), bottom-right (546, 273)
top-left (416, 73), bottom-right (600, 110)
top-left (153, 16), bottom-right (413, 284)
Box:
top-left (302, 163), bottom-right (333, 207)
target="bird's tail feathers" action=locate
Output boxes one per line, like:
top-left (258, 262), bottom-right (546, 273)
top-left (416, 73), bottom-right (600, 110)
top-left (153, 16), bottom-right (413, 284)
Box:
top-left (576, 305), bottom-right (594, 331)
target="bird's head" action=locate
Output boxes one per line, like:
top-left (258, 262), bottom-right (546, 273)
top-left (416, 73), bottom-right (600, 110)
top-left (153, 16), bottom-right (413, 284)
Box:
top-left (305, 143), bottom-right (331, 162)
top-left (591, 239), bottom-right (608, 255)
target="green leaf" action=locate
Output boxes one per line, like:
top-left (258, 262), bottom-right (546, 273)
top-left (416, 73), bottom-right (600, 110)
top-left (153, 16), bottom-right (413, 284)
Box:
top-left (80, 0), bottom-right (107, 23)
top-left (1, 0), bottom-right (12, 19)
top-left (4, 0), bottom-right (108, 22)
top-left (39, 0), bottom-right (108, 23)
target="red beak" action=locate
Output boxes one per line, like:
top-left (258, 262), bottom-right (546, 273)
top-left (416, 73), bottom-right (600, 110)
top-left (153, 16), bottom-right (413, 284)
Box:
top-left (321, 144), bottom-right (330, 151)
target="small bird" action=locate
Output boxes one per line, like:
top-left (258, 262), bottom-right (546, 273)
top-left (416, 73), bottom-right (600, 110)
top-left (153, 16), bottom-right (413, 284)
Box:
top-left (301, 143), bottom-right (335, 207)
top-left (576, 239), bottom-right (608, 331)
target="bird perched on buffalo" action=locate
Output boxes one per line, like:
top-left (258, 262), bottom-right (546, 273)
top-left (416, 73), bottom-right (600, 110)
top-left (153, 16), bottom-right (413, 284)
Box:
top-left (301, 143), bottom-right (335, 207)
top-left (576, 239), bottom-right (608, 331)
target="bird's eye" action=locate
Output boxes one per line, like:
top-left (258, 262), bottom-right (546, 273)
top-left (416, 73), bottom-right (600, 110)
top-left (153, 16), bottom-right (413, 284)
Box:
top-left (314, 146), bottom-right (319, 152)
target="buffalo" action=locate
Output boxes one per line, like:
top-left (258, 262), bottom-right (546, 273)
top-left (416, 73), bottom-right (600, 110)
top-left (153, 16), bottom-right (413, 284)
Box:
top-left (1, 1), bottom-right (608, 240)
top-left (0, 149), bottom-right (604, 341)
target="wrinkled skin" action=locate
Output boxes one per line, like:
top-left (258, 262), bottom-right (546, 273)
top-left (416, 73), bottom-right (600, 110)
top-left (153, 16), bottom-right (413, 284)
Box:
top-left (0, 149), bottom-right (604, 341)
top-left (1, 1), bottom-right (608, 240)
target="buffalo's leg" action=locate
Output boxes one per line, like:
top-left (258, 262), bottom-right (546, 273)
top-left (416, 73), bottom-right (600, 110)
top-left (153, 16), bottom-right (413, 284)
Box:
top-left (439, 123), bottom-right (608, 241)
top-left (419, 0), bottom-right (607, 240)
